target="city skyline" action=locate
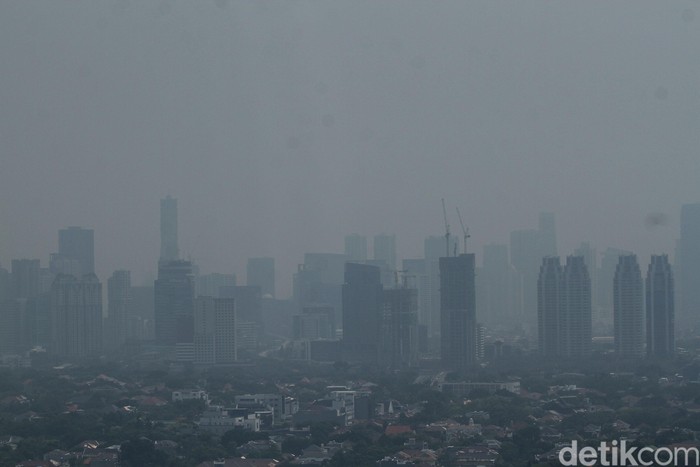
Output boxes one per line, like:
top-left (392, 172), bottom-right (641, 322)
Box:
top-left (1, 2), bottom-right (696, 297)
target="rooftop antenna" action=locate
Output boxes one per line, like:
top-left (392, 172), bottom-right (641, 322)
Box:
top-left (441, 198), bottom-right (451, 257)
top-left (456, 207), bottom-right (471, 254)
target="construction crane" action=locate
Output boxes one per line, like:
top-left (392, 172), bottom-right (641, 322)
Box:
top-left (441, 198), bottom-right (451, 257)
top-left (456, 207), bottom-right (471, 254)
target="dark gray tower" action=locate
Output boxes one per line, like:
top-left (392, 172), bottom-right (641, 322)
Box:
top-left (58, 227), bottom-right (95, 276)
top-left (440, 254), bottom-right (477, 371)
top-left (106, 270), bottom-right (131, 350)
top-left (538, 257), bottom-right (562, 357)
top-left (344, 234), bottom-right (368, 263)
top-left (342, 263), bottom-right (383, 365)
top-left (381, 288), bottom-right (419, 369)
top-left (561, 256), bottom-right (592, 357)
top-left (613, 255), bottom-right (644, 358)
top-left (646, 255), bottom-right (674, 357)
top-left (154, 260), bottom-right (194, 345)
top-left (160, 196), bottom-right (179, 262)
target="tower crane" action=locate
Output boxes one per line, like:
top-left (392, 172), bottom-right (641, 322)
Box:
top-left (441, 198), bottom-right (450, 257)
top-left (456, 207), bottom-right (471, 254)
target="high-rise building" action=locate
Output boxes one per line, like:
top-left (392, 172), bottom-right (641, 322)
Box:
top-left (613, 255), bottom-right (644, 358)
top-left (574, 242), bottom-right (599, 326)
top-left (342, 263), bottom-right (383, 365)
top-left (344, 234), bottom-right (368, 263)
top-left (680, 203), bottom-right (700, 329)
top-left (561, 256), bottom-right (592, 357)
top-left (440, 254), bottom-right (477, 371)
top-left (194, 296), bottom-right (236, 364)
top-left (373, 234), bottom-right (397, 270)
top-left (247, 258), bottom-right (275, 298)
top-left (598, 247), bottom-right (632, 330)
top-left (381, 288), bottom-right (418, 369)
top-left (154, 260), bottom-right (195, 345)
top-left (646, 255), bottom-right (674, 357)
top-left (197, 273), bottom-right (236, 298)
top-left (424, 236), bottom-right (456, 338)
top-left (129, 286), bottom-right (154, 340)
top-left (51, 274), bottom-right (102, 358)
top-left (537, 256), bottom-right (592, 358)
top-left (58, 227), bottom-right (95, 276)
top-left (293, 305), bottom-right (335, 340)
top-left (538, 257), bottom-right (562, 357)
top-left (219, 285), bottom-right (262, 350)
top-left (106, 270), bottom-right (131, 350)
top-left (160, 196), bottom-right (179, 262)
top-left (11, 259), bottom-right (40, 299)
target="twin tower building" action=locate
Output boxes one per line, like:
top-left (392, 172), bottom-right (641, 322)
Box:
top-left (538, 254), bottom-right (674, 359)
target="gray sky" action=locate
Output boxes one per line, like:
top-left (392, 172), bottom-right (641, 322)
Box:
top-left (1, 1), bottom-right (699, 295)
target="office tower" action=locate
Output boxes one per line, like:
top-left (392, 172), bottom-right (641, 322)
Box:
top-left (598, 247), bottom-right (632, 329)
top-left (423, 235), bottom-right (455, 339)
top-left (646, 255), bottom-right (674, 357)
top-left (344, 234), bottom-right (368, 263)
top-left (481, 244), bottom-right (512, 328)
top-left (160, 196), bottom-right (179, 262)
top-left (574, 242), bottom-right (598, 323)
top-left (538, 212), bottom-right (557, 257)
top-left (197, 273), bottom-right (237, 298)
top-left (680, 204), bottom-right (700, 328)
top-left (403, 258), bottom-right (430, 332)
top-left (219, 285), bottom-right (262, 350)
top-left (247, 257), bottom-right (275, 298)
top-left (374, 234), bottom-right (397, 270)
top-left (613, 255), bottom-right (644, 358)
top-left (342, 263), bottom-right (383, 364)
top-left (154, 260), bottom-right (195, 345)
top-left (538, 256), bottom-right (592, 358)
top-left (50, 274), bottom-right (102, 358)
top-left (194, 296), bottom-right (236, 364)
top-left (293, 305), bottom-right (335, 340)
top-left (561, 256), bottom-right (592, 357)
top-left (294, 253), bottom-right (346, 326)
top-left (440, 254), bottom-right (477, 371)
top-left (538, 257), bottom-right (562, 357)
top-left (58, 227), bottom-right (95, 276)
top-left (106, 270), bottom-right (131, 350)
top-left (381, 288), bottom-right (418, 369)
top-left (510, 229), bottom-right (541, 331)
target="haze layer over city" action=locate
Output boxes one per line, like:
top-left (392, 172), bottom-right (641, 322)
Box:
top-left (3, 2), bottom-right (700, 467)
top-left (2, 1), bottom-right (699, 292)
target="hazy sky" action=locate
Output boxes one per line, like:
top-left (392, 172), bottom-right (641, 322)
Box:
top-left (1, 1), bottom-right (699, 295)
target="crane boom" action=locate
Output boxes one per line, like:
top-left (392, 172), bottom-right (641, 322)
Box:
top-left (456, 207), bottom-right (471, 254)
top-left (441, 198), bottom-right (450, 257)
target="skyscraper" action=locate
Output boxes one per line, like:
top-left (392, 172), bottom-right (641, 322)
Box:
top-left (194, 296), bottom-right (236, 364)
top-left (613, 255), bottom-right (644, 358)
top-left (106, 270), bottom-right (131, 350)
top-left (373, 234), bottom-right (397, 270)
top-left (561, 256), bottom-right (592, 357)
top-left (58, 227), bottom-right (95, 276)
top-left (538, 257), bottom-right (562, 357)
top-left (344, 234), bottom-right (368, 263)
top-left (342, 263), bottom-right (383, 365)
top-left (680, 203), bottom-right (700, 329)
top-left (538, 212), bottom-right (557, 257)
top-left (154, 260), bottom-right (194, 345)
top-left (381, 288), bottom-right (419, 369)
top-left (51, 274), bottom-right (102, 358)
top-left (538, 256), bottom-right (592, 358)
top-left (510, 229), bottom-right (541, 331)
top-left (247, 257), bottom-right (275, 298)
top-left (646, 255), bottom-right (674, 357)
top-left (160, 196), bottom-right (179, 262)
top-left (440, 254), bottom-right (477, 371)
top-left (481, 244), bottom-right (512, 328)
